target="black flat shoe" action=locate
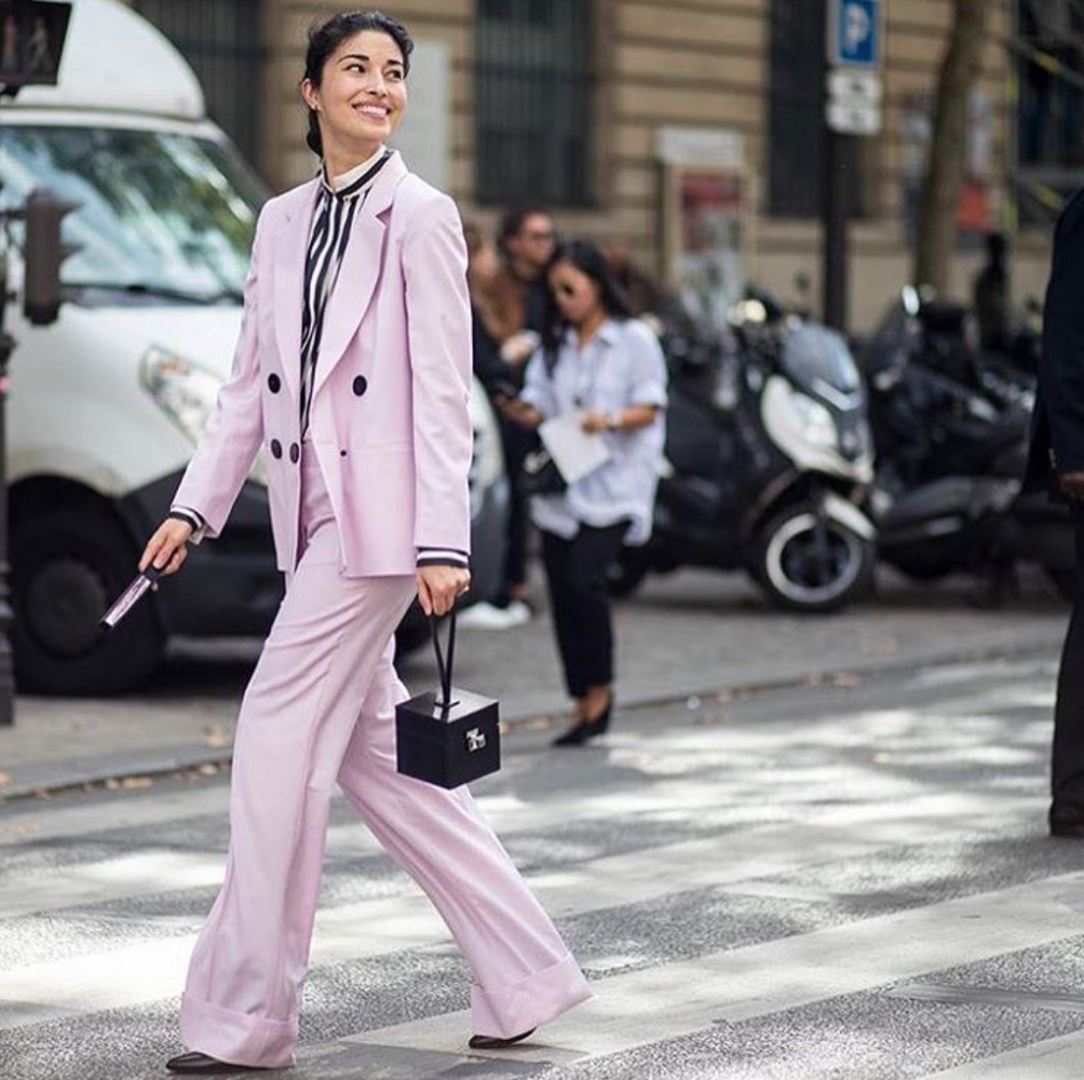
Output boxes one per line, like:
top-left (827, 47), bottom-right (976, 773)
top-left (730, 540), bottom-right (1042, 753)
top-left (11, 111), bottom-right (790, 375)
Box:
top-left (552, 723), bottom-right (592, 747)
top-left (469, 1027), bottom-right (536, 1050)
top-left (586, 695), bottom-right (613, 737)
top-left (1050, 799), bottom-right (1084, 838)
top-left (165, 1052), bottom-right (268, 1074)
top-left (552, 695), bottom-right (614, 747)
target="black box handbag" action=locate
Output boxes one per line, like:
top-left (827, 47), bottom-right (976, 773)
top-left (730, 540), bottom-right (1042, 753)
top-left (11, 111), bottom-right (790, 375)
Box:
top-left (395, 611), bottom-right (501, 788)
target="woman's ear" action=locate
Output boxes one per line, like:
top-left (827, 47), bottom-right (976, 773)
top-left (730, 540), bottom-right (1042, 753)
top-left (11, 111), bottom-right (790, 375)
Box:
top-left (300, 78), bottom-right (320, 113)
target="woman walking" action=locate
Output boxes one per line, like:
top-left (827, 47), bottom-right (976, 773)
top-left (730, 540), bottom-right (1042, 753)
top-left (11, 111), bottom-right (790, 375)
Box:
top-left (142, 13), bottom-right (590, 1073)
top-left (500, 241), bottom-right (668, 747)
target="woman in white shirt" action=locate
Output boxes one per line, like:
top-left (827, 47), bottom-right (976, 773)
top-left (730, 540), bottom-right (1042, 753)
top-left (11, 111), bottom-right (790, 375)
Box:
top-left (500, 240), bottom-right (668, 745)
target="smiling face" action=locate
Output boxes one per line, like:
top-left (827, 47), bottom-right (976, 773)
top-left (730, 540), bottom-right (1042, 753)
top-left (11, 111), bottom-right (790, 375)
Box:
top-left (549, 259), bottom-right (603, 327)
top-left (301, 30), bottom-right (407, 163)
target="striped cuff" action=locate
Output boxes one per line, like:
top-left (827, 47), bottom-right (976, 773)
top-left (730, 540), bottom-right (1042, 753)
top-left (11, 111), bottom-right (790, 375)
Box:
top-left (169, 506), bottom-right (206, 546)
top-left (416, 547), bottom-right (469, 569)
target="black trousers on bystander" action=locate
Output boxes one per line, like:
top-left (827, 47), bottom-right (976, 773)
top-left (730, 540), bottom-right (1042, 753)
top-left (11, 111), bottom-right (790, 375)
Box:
top-left (1053, 504), bottom-right (1084, 810)
top-left (540, 521), bottom-right (629, 699)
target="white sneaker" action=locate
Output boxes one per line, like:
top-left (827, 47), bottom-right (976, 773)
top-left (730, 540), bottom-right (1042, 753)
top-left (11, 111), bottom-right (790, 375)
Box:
top-left (501, 599), bottom-right (532, 627)
top-left (458, 601), bottom-right (529, 630)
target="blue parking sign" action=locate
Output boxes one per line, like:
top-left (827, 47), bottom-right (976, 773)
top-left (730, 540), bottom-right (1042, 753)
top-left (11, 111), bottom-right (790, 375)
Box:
top-left (831, 0), bottom-right (880, 69)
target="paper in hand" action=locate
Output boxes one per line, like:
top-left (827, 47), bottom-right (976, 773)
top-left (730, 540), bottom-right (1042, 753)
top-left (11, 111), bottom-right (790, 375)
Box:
top-left (538, 412), bottom-right (611, 485)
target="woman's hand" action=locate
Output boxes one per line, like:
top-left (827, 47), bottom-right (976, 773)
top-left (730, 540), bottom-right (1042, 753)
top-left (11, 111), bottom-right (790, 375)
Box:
top-left (139, 518), bottom-right (193, 576)
top-left (499, 331), bottom-right (539, 367)
top-left (1061, 471), bottom-right (1084, 500)
top-left (495, 394), bottom-right (542, 430)
top-left (417, 565), bottom-right (471, 617)
top-left (581, 408), bottom-right (610, 434)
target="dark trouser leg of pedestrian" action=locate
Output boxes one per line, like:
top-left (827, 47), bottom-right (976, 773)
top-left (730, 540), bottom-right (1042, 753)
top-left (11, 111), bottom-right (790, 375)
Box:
top-left (496, 422), bottom-right (536, 610)
top-left (540, 529), bottom-right (588, 704)
top-left (542, 523), bottom-right (628, 746)
top-left (1051, 505), bottom-right (1084, 835)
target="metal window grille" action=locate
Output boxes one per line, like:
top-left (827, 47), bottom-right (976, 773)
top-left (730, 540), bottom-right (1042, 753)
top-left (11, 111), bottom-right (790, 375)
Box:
top-left (768, 0), bottom-right (871, 220)
top-left (475, 0), bottom-right (595, 207)
top-left (1012, 0), bottom-right (1084, 223)
top-left (134, 0), bottom-right (264, 170)
top-left (768, 0), bottom-right (826, 218)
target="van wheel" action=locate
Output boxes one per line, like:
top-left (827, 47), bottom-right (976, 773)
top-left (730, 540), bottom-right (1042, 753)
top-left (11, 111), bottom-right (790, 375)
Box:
top-left (752, 503), bottom-right (874, 614)
top-left (12, 508), bottom-right (165, 695)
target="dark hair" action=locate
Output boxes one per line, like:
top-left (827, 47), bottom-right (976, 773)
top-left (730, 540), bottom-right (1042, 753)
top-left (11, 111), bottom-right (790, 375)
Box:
top-left (497, 205), bottom-right (551, 256)
top-left (303, 11), bottom-right (414, 158)
top-left (541, 239), bottom-right (633, 366)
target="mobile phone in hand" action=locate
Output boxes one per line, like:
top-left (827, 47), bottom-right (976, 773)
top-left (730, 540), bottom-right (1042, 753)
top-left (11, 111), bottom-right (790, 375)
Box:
top-left (100, 566), bottom-right (164, 630)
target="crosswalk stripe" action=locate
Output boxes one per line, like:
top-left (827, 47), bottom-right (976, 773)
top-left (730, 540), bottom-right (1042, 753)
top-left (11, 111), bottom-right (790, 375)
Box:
top-left (0, 851), bottom-right (226, 920)
top-left (350, 870), bottom-right (1084, 1063)
top-left (0, 659), bottom-right (1052, 851)
top-left (923, 1029), bottom-right (1084, 1079)
top-left (0, 798), bottom-right (1044, 1033)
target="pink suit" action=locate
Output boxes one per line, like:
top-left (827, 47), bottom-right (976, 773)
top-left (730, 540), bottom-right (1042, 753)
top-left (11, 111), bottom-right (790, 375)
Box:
top-left (171, 154), bottom-right (590, 1067)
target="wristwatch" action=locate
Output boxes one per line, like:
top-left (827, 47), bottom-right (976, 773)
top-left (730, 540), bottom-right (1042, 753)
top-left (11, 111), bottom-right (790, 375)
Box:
top-left (605, 411), bottom-right (621, 432)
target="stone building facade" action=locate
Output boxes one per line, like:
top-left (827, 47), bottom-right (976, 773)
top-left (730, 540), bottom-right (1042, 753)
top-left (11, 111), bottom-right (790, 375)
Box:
top-left (134, 0), bottom-right (1062, 330)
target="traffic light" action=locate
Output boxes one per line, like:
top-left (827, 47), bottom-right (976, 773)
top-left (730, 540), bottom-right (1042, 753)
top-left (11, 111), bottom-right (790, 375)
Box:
top-left (0, 1), bottom-right (72, 91)
top-left (23, 187), bottom-right (80, 326)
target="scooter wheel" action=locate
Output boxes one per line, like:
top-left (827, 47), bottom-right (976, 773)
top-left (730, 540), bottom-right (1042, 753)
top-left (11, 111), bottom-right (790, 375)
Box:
top-left (752, 502), bottom-right (875, 614)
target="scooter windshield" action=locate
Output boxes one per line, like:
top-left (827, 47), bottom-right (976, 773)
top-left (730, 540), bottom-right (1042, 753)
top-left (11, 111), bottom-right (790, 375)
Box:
top-left (780, 324), bottom-right (863, 404)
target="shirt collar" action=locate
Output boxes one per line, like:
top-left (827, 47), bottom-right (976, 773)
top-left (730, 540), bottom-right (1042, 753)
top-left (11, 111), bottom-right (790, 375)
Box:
top-left (596, 318), bottom-right (620, 345)
top-left (563, 317), bottom-right (620, 349)
top-left (320, 145), bottom-right (391, 200)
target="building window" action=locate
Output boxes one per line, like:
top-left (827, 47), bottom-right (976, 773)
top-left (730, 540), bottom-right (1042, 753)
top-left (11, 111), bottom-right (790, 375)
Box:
top-left (1014, 0), bottom-right (1084, 224)
top-left (767, 0), bottom-right (872, 220)
top-left (768, 0), bottom-right (825, 218)
top-left (134, 0), bottom-right (265, 172)
top-left (475, 0), bottom-right (595, 207)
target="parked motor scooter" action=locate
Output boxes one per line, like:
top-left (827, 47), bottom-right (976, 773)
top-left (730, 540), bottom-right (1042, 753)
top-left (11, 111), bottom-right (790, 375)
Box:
top-left (611, 291), bottom-right (876, 613)
top-left (863, 286), bottom-right (1073, 595)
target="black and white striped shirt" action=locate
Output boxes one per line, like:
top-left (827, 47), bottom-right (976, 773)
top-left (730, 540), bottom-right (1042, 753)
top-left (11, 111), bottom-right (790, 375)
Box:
top-left (299, 147), bottom-right (393, 440)
top-left (171, 147), bottom-right (469, 572)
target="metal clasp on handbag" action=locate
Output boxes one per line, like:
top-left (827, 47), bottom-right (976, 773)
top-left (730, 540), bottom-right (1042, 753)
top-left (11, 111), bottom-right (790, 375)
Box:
top-left (465, 728), bottom-right (486, 752)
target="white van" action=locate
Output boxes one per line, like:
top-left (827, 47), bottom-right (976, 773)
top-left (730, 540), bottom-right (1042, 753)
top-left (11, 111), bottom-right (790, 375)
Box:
top-left (3, 0), bottom-right (506, 694)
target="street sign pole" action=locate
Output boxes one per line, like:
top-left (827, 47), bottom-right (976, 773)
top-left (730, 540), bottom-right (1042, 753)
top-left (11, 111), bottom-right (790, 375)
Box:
top-left (0, 0), bottom-right (73, 725)
top-left (822, 127), bottom-right (851, 334)
top-left (0, 207), bottom-right (13, 727)
top-left (822, 0), bottom-right (881, 335)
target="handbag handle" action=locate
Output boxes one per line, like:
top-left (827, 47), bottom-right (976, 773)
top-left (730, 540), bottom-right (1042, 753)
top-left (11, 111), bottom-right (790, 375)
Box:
top-left (429, 610), bottom-right (458, 710)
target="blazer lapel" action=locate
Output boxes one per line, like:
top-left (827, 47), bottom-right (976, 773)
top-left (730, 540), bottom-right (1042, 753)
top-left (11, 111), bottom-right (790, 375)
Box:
top-left (310, 152), bottom-right (410, 402)
top-left (271, 178), bottom-right (321, 403)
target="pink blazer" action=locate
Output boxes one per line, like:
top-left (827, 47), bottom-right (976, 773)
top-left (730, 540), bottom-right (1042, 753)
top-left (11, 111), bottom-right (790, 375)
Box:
top-left (172, 152), bottom-right (474, 577)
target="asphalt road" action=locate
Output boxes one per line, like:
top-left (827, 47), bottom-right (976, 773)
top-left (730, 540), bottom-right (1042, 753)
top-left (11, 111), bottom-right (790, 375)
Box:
top-left (0, 565), bottom-right (1070, 797)
top-left (3, 653), bottom-right (1084, 1078)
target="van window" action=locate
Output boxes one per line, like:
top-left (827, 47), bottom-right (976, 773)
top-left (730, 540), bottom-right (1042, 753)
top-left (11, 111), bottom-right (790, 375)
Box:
top-left (2, 125), bottom-right (266, 303)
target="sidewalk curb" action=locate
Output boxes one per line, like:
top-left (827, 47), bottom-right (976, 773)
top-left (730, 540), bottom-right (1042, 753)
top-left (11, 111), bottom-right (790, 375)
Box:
top-left (0, 634), bottom-right (1062, 806)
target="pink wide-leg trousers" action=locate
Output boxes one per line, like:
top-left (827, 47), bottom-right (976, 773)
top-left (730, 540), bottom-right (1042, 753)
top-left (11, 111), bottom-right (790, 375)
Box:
top-left (179, 446), bottom-right (591, 1067)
